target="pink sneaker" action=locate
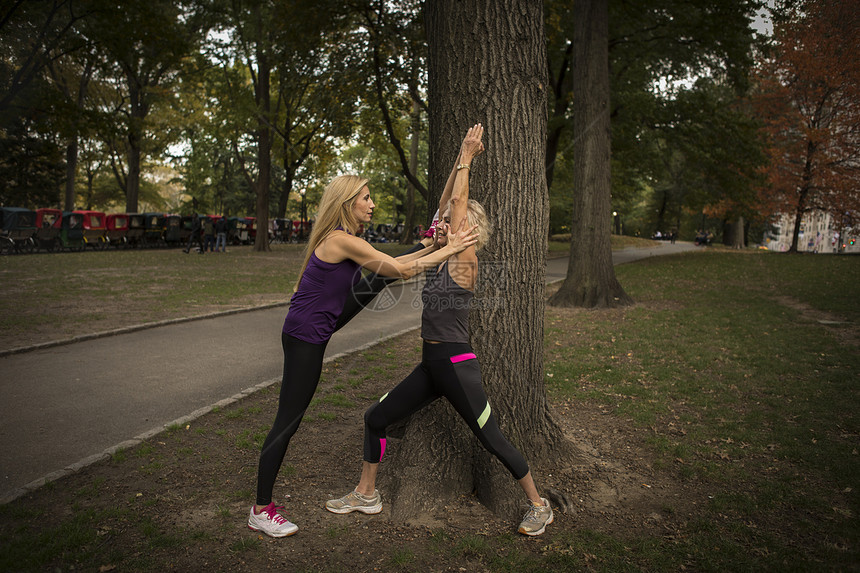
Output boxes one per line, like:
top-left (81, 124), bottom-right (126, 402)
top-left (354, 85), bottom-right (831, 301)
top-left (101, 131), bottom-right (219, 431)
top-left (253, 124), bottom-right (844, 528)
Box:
top-left (248, 503), bottom-right (298, 537)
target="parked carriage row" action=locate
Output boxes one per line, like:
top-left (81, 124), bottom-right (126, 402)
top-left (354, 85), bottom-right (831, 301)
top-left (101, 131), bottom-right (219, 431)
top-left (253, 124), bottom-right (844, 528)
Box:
top-left (0, 207), bottom-right (310, 254)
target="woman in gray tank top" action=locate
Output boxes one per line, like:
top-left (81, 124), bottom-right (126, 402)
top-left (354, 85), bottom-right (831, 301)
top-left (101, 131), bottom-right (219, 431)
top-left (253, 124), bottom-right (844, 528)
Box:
top-left (326, 124), bottom-right (554, 537)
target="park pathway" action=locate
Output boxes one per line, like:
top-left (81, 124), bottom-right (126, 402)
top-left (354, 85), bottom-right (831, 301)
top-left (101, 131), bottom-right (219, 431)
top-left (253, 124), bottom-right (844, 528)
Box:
top-left (0, 241), bottom-right (696, 503)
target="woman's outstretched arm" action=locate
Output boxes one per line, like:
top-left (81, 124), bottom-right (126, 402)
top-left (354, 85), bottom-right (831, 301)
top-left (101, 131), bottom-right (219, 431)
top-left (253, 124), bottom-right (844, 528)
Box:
top-left (324, 222), bottom-right (478, 280)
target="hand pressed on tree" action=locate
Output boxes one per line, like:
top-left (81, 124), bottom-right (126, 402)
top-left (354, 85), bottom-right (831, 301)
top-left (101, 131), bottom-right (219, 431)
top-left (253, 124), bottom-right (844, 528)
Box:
top-left (458, 123), bottom-right (484, 167)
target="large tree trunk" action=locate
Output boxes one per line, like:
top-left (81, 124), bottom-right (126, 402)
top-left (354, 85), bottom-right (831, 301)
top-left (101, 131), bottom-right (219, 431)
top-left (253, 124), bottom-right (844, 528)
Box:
top-left (548, 0), bottom-right (632, 309)
top-left (382, 0), bottom-right (571, 524)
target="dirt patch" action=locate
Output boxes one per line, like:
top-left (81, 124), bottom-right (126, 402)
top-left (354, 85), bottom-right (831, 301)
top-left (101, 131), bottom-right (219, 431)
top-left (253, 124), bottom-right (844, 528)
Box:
top-left (545, 400), bottom-right (708, 538)
top-left (775, 295), bottom-right (859, 348)
top-left (3, 324), bottom-right (720, 572)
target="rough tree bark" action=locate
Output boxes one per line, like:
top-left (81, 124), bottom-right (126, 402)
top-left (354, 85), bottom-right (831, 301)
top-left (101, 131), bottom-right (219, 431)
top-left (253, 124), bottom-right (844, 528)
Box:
top-left (381, 0), bottom-right (572, 524)
top-left (548, 0), bottom-right (632, 309)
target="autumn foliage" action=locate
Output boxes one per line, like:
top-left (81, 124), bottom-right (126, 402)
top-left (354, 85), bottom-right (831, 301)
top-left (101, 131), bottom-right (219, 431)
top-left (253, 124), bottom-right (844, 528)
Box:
top-left (752, 0), bottom-right (860, 252)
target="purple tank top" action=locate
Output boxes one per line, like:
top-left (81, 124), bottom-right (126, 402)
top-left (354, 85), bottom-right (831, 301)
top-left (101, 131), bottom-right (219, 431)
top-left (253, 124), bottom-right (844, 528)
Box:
top-left (282, 251), bottom-right (361, 344)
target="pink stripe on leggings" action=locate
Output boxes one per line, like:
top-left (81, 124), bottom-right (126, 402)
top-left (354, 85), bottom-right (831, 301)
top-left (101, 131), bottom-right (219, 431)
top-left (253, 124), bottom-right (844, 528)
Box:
top-left (450, 353), bottom-right (477, 364)
top-left (379, 438), bottom-right (386, 460)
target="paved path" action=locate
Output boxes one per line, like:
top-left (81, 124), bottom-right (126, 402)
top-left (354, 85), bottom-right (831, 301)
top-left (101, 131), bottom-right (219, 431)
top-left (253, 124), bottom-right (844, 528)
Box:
top-left (0, 241), bottom-right (696, 502)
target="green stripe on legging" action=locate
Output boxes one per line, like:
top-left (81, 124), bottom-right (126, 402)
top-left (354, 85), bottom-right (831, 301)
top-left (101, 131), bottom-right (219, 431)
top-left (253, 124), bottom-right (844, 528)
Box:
top-left (379, 392), bottom-right (389, 402)
top-left (477, 402), bottom-right (491, 428)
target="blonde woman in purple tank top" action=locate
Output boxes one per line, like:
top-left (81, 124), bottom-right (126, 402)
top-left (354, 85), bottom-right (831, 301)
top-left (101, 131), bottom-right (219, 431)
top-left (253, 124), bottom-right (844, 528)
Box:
top-left (248, 175), bottom-right (479, 538)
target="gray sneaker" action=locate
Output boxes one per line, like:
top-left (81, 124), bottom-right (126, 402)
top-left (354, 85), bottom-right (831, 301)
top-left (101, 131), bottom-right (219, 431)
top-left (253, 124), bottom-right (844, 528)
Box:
top-left (325, 489), bottom-right (383, 514)
top-left (518, 497), bottom-right (554, 536)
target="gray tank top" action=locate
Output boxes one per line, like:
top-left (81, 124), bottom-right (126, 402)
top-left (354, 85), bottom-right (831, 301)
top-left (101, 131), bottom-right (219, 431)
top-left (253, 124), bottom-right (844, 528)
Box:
top-left (420, 262), bottom-right (473, 343)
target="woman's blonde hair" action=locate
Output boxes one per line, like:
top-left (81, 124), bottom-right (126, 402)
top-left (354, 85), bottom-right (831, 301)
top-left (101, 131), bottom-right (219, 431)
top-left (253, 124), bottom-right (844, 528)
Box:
top-left (296, 175), bottom-right (368, 288)
top-left (466, 199), bottom-right (492, 251)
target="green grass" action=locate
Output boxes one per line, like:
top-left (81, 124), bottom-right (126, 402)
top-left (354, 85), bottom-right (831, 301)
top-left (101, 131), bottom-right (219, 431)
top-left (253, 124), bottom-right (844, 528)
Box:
top-left (0, 244), bottom-right (304, 349)
top-left (544, 251), bottom-right (859, 570)
top-left (0, 248), bottom-right (857, 572)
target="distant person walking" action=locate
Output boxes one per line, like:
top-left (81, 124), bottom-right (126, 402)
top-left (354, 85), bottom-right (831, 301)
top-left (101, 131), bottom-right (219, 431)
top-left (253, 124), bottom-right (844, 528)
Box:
top-left (202, 217), bottom-right (215, 252)
top-left (183, 213), bottom-right (204, 254)
top-left (215, 217), bottom-right (228, 253)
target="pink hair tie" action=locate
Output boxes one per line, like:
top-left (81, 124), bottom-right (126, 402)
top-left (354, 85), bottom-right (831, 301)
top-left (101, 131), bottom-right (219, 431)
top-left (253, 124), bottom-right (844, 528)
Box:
top-left (423, 220), bottom-right (439, 238)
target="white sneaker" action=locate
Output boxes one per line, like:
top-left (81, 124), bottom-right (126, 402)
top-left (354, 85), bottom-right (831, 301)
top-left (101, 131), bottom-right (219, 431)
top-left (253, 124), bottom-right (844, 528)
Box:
top-left (248, 503), bottom-right (298, 537)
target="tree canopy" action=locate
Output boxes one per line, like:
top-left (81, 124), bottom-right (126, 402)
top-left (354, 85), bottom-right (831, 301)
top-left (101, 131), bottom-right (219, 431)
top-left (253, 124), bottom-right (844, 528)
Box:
top-left (751, 0), bottom-right (860, 252)
top-left (0, 0), bottom-right (794, 255)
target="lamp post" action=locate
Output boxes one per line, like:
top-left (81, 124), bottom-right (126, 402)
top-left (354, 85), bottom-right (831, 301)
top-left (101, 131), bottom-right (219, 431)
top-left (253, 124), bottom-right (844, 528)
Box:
top-left (299, 189), bottom-right (306, 242)
top-left (613, 211), bottom-right (621, 235)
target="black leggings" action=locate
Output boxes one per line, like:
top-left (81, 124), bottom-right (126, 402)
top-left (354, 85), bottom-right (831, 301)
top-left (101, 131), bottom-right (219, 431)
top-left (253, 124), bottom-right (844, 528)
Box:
top-left (256, 333), bottom-right (327, 506)
top-left (256, 243), bottom-right (424, 505)
top-left (363, 342), bottom-right (530, 480)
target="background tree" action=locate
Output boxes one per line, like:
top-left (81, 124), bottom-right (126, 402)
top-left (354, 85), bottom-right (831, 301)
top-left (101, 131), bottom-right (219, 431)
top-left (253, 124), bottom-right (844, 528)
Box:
top-left (546, 2), bottom-right (762, 222)
top-left (90, 0), bottom-right (205, 214)
top-left (549, 0), bottom-right (632, 308)
top-left (645, 80), bottom-right (765, 247)
top-left (753, 0), bottom-right (860, 253)
top-left (349, 0), bottom-right (429, 241)
top-left (544, 0), bottom-right (574, 195)
top-left (202, 0), bottom-right (360, 246)
top-left (544, 0), bottom-right (761, 305)
top-left (608, 0), bottom-right (761, 241)
top-left (381, 0), bottom-right (569, 521)
top-left (183, 44), bottom-right (259, 216)
top-left (46, 48), bottom-right (96, 210)
top-left (0, 119), bottom-right (65, 208)
top-left (269, 0), bottom-right (362, 222)
top-left (0, 0), bottom-right (93, 115)
top-left (0, 0), bottom-right (95, 208)
top-left (2, 0), bottom-right (768, 247)
top-left (217, 0), bottom-right (276, 251)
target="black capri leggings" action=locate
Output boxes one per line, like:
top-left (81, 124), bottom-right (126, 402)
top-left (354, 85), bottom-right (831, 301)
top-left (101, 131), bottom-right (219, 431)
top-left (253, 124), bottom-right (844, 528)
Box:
top-left (256, 333), bottom-right (327, 506)
top-left (363, 341), bottom-right (530, 480)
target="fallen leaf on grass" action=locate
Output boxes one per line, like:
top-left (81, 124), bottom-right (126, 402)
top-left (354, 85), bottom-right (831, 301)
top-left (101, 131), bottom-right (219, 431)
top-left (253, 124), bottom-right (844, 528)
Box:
top-left (832, 507), bottom-right (853, 517)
